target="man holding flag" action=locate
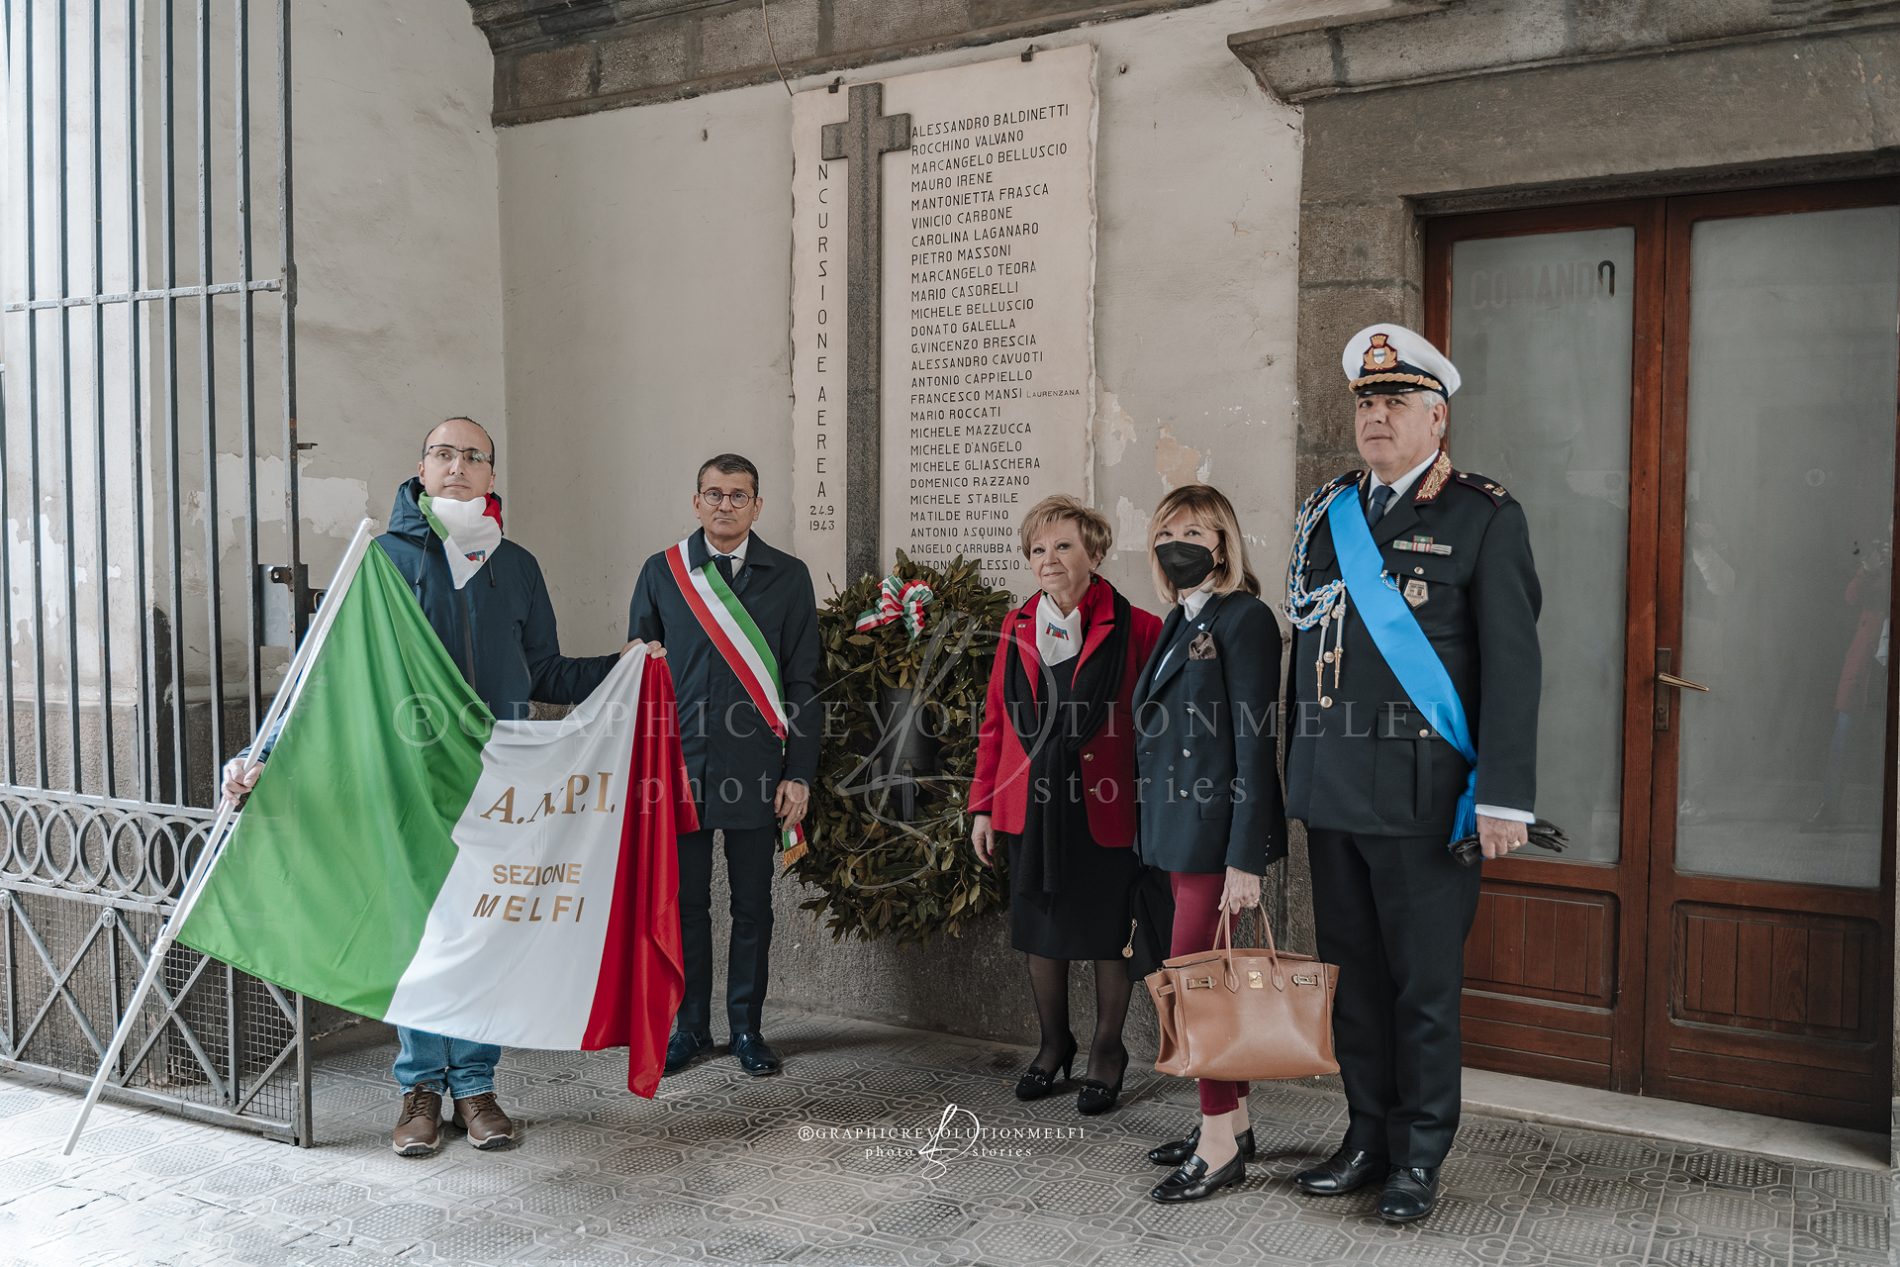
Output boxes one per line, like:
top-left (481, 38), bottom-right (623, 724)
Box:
top-left (221, 415), bottom-right (663, 1158)
top-left (628, 453), bottom-right (820, 1077)
top-left (1282, 327), bottom-right (1542, 1224)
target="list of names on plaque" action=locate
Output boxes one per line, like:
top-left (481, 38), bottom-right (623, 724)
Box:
top-left (791, 45), bottom-right (1098, 598)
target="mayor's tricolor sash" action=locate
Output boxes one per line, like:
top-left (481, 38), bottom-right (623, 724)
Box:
top-left (1326, 490), bottom-right (1479, 842)
top-left (664, 537), bottom-right (810, 866)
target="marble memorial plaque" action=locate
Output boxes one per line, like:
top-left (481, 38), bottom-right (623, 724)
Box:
top-left (791, 45), bottom-right (1099, 598)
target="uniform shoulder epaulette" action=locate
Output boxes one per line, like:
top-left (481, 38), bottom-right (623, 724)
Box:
top-left (1451, 470), bottom-right (1513, 505)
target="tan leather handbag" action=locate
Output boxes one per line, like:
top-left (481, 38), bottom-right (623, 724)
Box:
top-left (1145, 912), bottom-right (1341, 1082)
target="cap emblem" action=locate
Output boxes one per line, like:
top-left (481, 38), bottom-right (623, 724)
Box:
top-left (1362, 333), bottom-right (1399, 373)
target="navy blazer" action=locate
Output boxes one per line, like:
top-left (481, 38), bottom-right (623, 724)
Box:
top-left (628, 529), bottom-right (820, 831)
top-left (1132, 590), bottom-right (1287, 875)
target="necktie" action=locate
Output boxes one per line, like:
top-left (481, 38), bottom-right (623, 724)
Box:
top-left (1367, 484), bottom-right (1395, 525)
top-left (713, 554), bottom-right (737, 586)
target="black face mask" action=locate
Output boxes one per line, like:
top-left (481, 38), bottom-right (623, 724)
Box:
top-left (1155, 540), bottom-right (1216, 591)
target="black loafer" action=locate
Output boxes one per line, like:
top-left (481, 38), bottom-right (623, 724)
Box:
top-left (663, 1030), bottom-right (713, 1075)
top-left (1378, 1166), bottom-right (1439, 1223)
top-left (1149, 1152), bottom-right (1246, 1203)
top-left (1147, 1126), bottom-right (1256, 1167)
top-left (1294, 1145), bottom-right (1388, 1196)
top-left (730, 1031), bottom-right (782, 1076)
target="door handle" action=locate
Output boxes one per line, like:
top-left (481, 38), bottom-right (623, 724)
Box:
top-left (1653, 648), bottom-right (1707, 731)
top-left (1655, 671), bottom-right (1710, 692)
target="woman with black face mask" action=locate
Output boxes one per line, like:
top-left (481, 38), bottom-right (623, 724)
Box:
top-left (1132, 483), bottom-right (1288, 1204)
top-left (970, 495), bottom-right (1164, 1115)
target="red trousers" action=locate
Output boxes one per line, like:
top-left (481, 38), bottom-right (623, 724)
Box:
top-left (1169, 870), bottom-right (1249, 1115)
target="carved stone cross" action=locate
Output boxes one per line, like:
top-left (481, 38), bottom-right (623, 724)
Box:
top-left (821, 83), bottom-right (910, 584)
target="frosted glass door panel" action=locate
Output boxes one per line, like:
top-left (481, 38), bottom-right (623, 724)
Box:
top-left (1675, 206), bottom-right (1900, 889)
top-left (1450, 229), bottom-right (1636, 863)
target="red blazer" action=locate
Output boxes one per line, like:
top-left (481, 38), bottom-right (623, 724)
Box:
top-left (969, 577), bottom-right (1163, 847)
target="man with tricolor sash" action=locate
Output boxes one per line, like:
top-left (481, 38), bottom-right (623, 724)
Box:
top-left (628, 453), bottom-right (821, 1077)
top-left (1282, 326), bottom-right (1543, 1224)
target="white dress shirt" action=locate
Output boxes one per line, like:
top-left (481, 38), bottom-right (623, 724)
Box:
top-left (1149, 585), bottom-right (1216, 683)
top-left (1367, 449), bottom-right (1440, 510)
top-left (708, 533), bottom-right (751, 574)
top-left (1369, 453), bottom-right (1531, 825)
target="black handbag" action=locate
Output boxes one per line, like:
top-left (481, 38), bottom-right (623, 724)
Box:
top-left (1121, 865), bottom-right (1175, 979)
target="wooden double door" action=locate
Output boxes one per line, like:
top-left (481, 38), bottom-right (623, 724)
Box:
top-left (1427, 181), bottom-right (1898, 1130)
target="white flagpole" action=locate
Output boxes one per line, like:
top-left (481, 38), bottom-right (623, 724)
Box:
top-left (61, 518), bottom-right (378, 1155)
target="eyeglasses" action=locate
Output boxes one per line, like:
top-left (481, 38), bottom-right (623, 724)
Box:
top-left (697, 490), bottom-right (754, 508)
top-left (422, 444), bottom-right (492, 467)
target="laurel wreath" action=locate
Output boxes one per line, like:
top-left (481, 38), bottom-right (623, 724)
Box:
top-left (793, 552), bottom-right (1015, 943)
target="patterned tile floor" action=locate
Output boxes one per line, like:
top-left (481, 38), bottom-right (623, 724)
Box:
top-left (1, 1010), bottom-right (1889, 1267)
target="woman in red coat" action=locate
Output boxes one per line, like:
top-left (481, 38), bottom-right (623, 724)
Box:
top-left (970, 495), bottom-right (1163, 1114)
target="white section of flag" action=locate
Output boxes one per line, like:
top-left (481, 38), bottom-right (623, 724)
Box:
top-left (383, 649), bottom-right (645, 1048)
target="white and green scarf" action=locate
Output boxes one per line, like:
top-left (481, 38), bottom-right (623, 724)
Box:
top-left (419, 492), bottom-right (504, 589)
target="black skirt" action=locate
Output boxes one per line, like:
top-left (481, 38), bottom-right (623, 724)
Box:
top-left (1004, 820), bottom-right (1141, 959)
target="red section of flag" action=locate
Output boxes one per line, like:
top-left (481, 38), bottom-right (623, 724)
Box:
top-left (581, 655), bottom-right (696, 1096)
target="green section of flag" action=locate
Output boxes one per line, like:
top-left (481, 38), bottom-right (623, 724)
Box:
top-left (178, 544), bottom-right (495, 1019)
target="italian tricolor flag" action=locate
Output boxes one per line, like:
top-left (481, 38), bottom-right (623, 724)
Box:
top-left (178, 544), bottom-right (692, 1096)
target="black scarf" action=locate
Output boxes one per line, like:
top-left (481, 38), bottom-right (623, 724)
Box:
top-left (1003, 582), bottom-right (1132, 898)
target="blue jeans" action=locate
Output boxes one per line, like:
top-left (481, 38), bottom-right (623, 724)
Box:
top-left (392, 1026), bottom-right (500, 1098)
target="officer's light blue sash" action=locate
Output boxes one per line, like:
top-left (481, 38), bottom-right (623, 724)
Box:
top-left (1326, 489), bottom-right (1478, 842)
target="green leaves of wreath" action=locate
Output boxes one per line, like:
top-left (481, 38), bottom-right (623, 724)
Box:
top-left (795, 553), bottom-right (1014, 943)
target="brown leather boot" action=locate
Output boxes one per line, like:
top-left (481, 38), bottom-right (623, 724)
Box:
top-left (391, 1088), bottom-right (443, 1157)
top-left (451, 1092), bottom-right (516, 1150)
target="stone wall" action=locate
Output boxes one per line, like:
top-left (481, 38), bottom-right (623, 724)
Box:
top-left (468, 0), bottom-right (1242, 123)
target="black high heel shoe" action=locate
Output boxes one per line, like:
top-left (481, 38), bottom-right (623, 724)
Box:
top-left (1147, 1125), bottom-right (1257, 1167)
top-left (1074, 1052), bottom-right (1128, 1115)
top-left (1014, 1036), bottom-right (1078, 1101)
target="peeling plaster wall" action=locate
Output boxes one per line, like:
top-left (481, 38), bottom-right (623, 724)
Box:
top-left (290, 0), bottom-right (505, 590)
top-left (498, 0), bottom-right (1330, 1044)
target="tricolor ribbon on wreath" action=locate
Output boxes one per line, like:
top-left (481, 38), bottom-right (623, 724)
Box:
top-left (854, 575), bottom-right (936, 640)
top-left (664, 537), bottom-right (810, 868)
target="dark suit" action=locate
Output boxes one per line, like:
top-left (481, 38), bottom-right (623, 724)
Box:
top-left (628, 529), bottom-right (820, 1037)
top-left (1133, 591), bottom-right (1287, 875)
top-left (1284, 452), bottom-right (1542, 1168)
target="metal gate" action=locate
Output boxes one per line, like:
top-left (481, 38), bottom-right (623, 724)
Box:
top-left (0, 0), bottom-right (312, 1142)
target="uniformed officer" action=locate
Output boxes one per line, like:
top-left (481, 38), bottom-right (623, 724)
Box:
top-left (1282, 325), bottom-right (1541, 1224)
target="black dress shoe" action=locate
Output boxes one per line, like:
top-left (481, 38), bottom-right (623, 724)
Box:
top-left (1378, 1166), bottom-right (1439, 1223)
top-left (1147, 1126), bottom-right (1257, 1167)
top-left (1074, 1052), bottom-right (1127, 1116)
top-left (1294, 1145), bottom-right (1388, 1195)
top-left (1148, 1152), bottom-right (1246, 1203)
top-left (730, 1031), bottom-right (782, 1076)
top-left (663, 1031), bottom-right (713, 1075)
top-left (1013, 1036), bottom-right (1077, 1101)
